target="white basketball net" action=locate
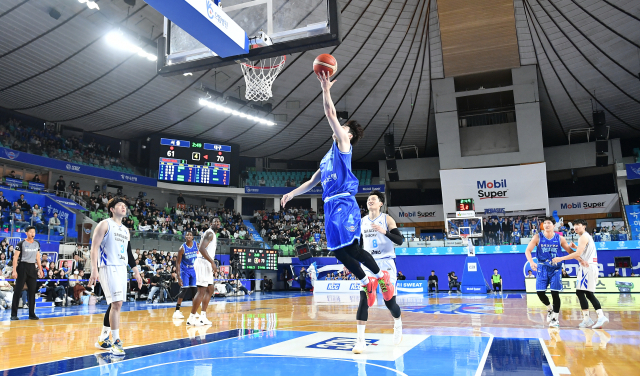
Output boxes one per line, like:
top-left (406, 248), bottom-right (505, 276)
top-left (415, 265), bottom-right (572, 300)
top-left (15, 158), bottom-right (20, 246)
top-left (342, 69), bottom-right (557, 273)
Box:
top-left (239, 56), bottom-right (286, 102)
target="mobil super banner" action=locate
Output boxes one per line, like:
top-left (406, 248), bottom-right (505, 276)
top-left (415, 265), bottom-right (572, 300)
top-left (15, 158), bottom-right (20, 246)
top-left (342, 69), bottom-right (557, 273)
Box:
top-left (388, 205), bottom-right (444, 223)
top-left (440, 163), bottom-right (549, 214)
top-left (549, 194), bottom-right (619, 215)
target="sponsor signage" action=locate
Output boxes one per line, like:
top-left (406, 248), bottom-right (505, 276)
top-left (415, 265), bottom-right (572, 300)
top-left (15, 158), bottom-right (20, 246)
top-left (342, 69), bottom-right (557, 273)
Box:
top-left (625, 205), bottom-right (640, 240)
top-left (28, 182), bottom-right (45, 191)
top-left (525, 277), bottom-right (640, 293)
top-left (440, 163), bottom-right (549, 214)
top-left (0, 147), bottom-right (157, 186)
top-left (626, 163), bottom-right (640, 180)
top-left (387, 205), bottom-right (443, 223)
top-left (396, 281), bottom-right (426, 293)
top-left (395, 240), bottom-right (640, 256)
top-left (244, 185), bottom-right (385, 195)
top-left (549, 194), bottom-right (619, 215)
top-left (5, 177), bottom-right (22, 188)
top-left (314, 280), bottom-right (362, 293)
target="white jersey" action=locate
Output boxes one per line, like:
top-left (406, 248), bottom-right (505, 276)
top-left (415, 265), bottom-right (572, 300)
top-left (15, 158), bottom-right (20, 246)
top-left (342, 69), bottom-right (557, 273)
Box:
top-left (98, 218), bottom-right (130, 267)
top-left (580, 232), bottom-right (598, 265)
top-left (198, 228), bottom-right (217, 258)
top-left (361, 213), bottom-right (395, 259)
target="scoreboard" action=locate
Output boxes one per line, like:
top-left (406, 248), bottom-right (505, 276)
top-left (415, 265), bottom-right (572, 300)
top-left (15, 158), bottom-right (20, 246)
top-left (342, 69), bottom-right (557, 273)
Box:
top-left (158, 138), bottom-right (231, 186)
top-left (232, 247), bottom-right (278, 271)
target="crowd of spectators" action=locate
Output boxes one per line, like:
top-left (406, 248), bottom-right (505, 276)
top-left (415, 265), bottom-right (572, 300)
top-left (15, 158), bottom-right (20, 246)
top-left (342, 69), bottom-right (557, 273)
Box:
top-left (0, 190), bottom-right (66, 236)
top-left (255, 208), bottom-right (328, 250)
top-left (0, 118), bottom-right (130, 172)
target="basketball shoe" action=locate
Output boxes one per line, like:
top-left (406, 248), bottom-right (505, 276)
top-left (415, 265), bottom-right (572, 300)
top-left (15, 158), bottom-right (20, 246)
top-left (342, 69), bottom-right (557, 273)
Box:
top-left (393, 321), bottom-right (403, 345)
top-left (187, 313), bottom-right (205, 326)
top-left (110, 339), bottom-right (125, 356)
top-left (352, 340), bottom-right (366, 354)
top-left (95, 338), bottom-right (112, 350)
top-left (377, 271), bottom-right (394, 301)
top-left (579, 316), bottom-right (594, 328)
top-left (592, 315), bottom-right (609, 329)
top-left (363, 277), bottom-right (378, 307)
top-left (173, 310), bottom-right (184, 319)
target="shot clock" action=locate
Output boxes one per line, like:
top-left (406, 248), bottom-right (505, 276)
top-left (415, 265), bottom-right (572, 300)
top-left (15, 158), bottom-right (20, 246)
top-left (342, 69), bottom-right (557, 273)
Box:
top-left (455, 198), bottom-right (475, 212)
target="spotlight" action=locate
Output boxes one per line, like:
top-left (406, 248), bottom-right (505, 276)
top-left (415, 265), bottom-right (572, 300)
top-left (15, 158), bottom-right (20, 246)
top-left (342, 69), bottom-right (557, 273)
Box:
top-left (78, 0), bottom-right (100, 10)
top-left (105, 29), bottom-right (156, 61)
top-left (199, 98), bottom-right (277, 126)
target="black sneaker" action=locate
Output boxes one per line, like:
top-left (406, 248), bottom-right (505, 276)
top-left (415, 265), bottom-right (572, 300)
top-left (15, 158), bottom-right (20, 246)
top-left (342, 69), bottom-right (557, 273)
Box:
top-left (10, 316), bottom-right (19, 320)
top-left (29, 315), bottom-right (39, 320)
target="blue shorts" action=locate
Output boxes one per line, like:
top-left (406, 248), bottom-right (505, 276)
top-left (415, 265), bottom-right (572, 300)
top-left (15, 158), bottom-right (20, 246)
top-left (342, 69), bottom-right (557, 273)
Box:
top-left (180, 267), bottom-right (196, 287)
top-left (536, 263), bottom-right (563, 291)
top-left (324, 195), bottom-right (361, 251)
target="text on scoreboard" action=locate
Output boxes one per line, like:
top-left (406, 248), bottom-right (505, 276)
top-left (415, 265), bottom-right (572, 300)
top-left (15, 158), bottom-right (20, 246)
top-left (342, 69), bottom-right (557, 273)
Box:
top-left (158, 138), bottom-right (232, 186)
top-left (232, 247), bottom-right (278, 270)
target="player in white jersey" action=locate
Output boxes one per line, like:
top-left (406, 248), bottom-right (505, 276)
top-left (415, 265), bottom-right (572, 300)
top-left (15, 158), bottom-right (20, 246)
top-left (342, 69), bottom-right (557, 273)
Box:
top-left (89, 198), bottom-right (143, 356)
top-left (187, 218), bottom-right (220, 326)
top-left (552, 219), bottom-right (608, 328)
top-left (352, 190), bottom-right (405, 354)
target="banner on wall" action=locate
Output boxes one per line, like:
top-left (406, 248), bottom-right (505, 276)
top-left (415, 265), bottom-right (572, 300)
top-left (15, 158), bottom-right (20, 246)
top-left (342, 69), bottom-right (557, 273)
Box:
top-left (388, 205), bottom-right (444, 223)
top-left (625, 205), bottom-right (640, 240)
top-left (549, 194), bottom-right (619, 215)
top-left (625, 163), bottom-right (640, 180)
top-left (245, 185), bottom-right (385, 195)
top-left (525, 277), bottom-right (640, 293)
top-left (440, 163), bottom-right (549, 215)
top-left (0, 147), bottom-right (156, 186)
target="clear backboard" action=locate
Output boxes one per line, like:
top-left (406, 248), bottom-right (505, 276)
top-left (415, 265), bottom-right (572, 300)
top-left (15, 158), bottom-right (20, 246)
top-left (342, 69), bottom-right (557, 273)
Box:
top-left (157, 0), bottom-right (341, 76)
top-left (446, 217), bottom-right (484, 239)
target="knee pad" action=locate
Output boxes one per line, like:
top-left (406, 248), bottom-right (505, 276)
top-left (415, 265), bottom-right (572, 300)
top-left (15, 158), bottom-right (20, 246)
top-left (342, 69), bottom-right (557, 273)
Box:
top-left (384, 296), bottom-right (401, 318)
top-left (356, 291), bottom-right (369, 321)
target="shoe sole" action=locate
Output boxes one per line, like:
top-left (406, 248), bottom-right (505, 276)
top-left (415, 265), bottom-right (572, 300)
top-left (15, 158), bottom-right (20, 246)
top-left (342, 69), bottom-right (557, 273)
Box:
top-left (352, 348), bottom-right (365, 354)
top-left (592, 320), bottom-right (608, 329)
top-left (95, 343), bottom-right (111, 350)
top-left (187, 321), bottom-right (204, 326)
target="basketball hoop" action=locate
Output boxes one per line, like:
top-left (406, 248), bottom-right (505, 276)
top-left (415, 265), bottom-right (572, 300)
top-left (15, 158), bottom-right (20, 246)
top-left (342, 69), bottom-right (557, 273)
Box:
top-left (239, 56), bottom-right (286, 102)
top-left (461, 234), bottom-right (470, 246)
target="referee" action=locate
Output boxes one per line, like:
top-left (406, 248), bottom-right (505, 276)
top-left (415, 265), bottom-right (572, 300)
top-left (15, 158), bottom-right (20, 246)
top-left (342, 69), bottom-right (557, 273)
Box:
top-left (11, 226), bottom-right (44, 320)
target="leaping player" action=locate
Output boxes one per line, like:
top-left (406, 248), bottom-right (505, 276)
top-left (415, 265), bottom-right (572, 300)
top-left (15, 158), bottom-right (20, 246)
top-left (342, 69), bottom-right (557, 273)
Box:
top-left (552, 219), bottom-right (608, 329)
top-left (173, 231), bottom-right (198, 319)
top-left (281, 71), bottom-right (394, 319)
top-left (90, 198), bottom-right (143, 356)
top-left (525, 216), bottom-right (576, 328)
top-left (187, 218), bottom-right (220, 326)
top-left (353, 190), bottom-right (405, 354)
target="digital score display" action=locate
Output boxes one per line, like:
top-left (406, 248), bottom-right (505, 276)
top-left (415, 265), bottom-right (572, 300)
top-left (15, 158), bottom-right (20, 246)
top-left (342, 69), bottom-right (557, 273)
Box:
top-left (455, 198), bottom-right (475, 212)
top-left (232, 247), bottom-right (278, 271)
top-left (158, 138), bottom-right (231, 186)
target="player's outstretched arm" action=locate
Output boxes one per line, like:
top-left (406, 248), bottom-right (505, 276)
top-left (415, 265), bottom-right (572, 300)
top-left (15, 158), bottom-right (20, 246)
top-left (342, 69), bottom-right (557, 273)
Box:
top-left (198, 231), bottom-right (217, 272)
top-left (281, 169), bottom-right (321, 208)
top-left (317, 71), bottom-right (350, 152)
top-left (553, 235), bottom-right (587, 263)
top-left (524, 234), bottom-right (539, 271)
top-left (383, 215), bottom-right (405, 245)
top-left (88, 221), bottom-right (108, 287)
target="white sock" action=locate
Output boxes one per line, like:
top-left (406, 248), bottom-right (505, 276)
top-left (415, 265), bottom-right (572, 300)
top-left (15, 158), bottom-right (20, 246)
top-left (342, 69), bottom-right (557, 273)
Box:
top-left (552, 312), bottom-right (559, 320)
top-left (582, 311), bottom-right (590, 319)
top-left (394, 317), bottom-right (402, 327)
top-left (596, 309), bottom-right (604, 318)
top-left (360, 277), bottom-right (369, 286)
top-left (357, 324), bottom-right (366, 341)
top-left (547, 305), bottom-right (553, 311)
top-left (112, 329), bottom-right (120, 341)
top-left (375, 271), bottom-right (384, 279)
top-left (99, 326), bottom-right (110, 341)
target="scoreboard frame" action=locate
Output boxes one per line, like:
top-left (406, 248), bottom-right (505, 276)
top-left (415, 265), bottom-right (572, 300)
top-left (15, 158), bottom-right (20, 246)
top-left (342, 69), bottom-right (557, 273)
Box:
top-left (231, 247), bottom-right (278, 271)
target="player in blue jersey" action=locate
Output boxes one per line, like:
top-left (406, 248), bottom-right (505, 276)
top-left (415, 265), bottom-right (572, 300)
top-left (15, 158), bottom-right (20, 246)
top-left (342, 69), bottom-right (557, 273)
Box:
top-left (525, 216), bottom-right (577, 327)
top-left (281, 71), bottom-right (394, 307)
top-left (173, 231), bottom-right (199, 319)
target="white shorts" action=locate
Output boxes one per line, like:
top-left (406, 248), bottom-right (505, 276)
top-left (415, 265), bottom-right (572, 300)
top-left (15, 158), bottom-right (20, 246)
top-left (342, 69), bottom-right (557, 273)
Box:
top-left (363, 258), bottom-right (398, 297)
top-left (194, 258), bottom-right (213, 287)
top-left (98, 265), bottom-right (127, 305)
top-left (577, 264), bottom-right (599, 292)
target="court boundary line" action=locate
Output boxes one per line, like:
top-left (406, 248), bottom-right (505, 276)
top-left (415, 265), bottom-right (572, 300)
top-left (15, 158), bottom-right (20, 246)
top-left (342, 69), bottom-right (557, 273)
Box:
top-left (538, 338), bottom-right (568, 376)
top-left (474, 335), bottom-right (494, 376)
top-left (119, 355), bottom-right (408, 375)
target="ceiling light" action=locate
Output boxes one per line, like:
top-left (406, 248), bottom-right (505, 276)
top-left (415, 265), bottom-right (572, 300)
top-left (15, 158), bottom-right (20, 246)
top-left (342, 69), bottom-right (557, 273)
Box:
top-left (199, 98), bottom-right (276, 126)
top-left (78, 0), bottom-right (100, 10)
top-left (183, 73), bottom-right (193, 76)
top-left (105, 29), bottom-right (156, 62)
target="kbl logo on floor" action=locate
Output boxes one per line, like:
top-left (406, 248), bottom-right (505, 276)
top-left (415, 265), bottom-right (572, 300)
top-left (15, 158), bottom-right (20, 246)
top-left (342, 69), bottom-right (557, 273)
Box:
top-left (477, 179), bottom-right (508, 199)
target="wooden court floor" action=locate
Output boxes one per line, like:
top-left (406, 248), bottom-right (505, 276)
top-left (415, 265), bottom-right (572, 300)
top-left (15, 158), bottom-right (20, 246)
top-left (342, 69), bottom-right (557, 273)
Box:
top-left (1, 292), bottom-right (639, 375)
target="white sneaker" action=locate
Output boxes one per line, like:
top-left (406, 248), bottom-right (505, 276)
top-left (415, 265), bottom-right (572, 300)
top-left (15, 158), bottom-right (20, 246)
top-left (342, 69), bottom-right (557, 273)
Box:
top-left (0, 305), bottom-right (4, 310)
top-left (186, 315), bottom-right (205, 326)
top-left (352, 340), bottom-right (366, 354)
top-left (591, 315), bottom-right (609, 329)
top-left (173, 310), bottom-right (184, 319)
top-left (546, 308), bottom-right (553, 323)
top-left (579, 317), bottom-right (594, 328)
top-left (55, 298), bottom-right (62, 303)
top-left (393, 323), bottom-right (403, 345)
top-left (549, 318), bottom-right (559, 328)
top-left (23, 304), bottom-right (28, 309)
top-left (200, 315), bottom-right (212, 325)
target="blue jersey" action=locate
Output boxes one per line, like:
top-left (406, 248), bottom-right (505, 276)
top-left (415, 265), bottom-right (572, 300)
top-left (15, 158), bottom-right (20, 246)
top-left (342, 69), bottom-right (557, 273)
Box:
top-left (319, 142), bottom-right (358, 201)
top-left (536, 233), bottom-right (562, 264)
top-left (180, 241), bottom-right (198, 269)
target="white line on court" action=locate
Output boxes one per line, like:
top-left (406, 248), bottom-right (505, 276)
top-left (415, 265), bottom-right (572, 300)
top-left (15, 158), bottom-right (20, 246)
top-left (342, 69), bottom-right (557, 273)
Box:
top-left (474, 335), bottom-right (494, 376)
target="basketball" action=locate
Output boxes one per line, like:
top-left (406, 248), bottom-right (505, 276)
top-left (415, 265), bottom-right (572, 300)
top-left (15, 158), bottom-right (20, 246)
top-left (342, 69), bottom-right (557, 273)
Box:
top-left (313, 53), bottom-right (338, 77)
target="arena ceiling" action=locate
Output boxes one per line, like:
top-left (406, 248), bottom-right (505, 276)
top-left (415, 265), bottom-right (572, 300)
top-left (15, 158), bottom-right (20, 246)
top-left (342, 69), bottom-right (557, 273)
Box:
top-left (0, 0), bottom-right (638, 162)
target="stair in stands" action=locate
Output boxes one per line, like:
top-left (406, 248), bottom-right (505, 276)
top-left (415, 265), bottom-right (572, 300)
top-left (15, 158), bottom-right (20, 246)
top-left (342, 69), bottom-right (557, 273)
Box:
top-left (243, 220), bottom-right (268, 249)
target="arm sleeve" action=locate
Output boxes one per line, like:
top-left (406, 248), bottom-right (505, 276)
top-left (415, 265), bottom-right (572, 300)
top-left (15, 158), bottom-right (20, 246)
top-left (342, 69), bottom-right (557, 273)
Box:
top-left (384, 228), bottom-right (404, 245)
top-left (126, 242), bottom-right (136, 269)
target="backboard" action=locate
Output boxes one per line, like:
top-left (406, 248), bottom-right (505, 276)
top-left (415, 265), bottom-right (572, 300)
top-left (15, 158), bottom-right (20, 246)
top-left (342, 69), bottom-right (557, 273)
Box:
top-left (446, 217), bottom-right (484, 239)
top-left (157, 0), bottom-right (342, 76)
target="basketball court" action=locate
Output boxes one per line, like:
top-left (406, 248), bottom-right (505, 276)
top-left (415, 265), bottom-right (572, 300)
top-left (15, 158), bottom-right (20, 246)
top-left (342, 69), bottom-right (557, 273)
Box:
top-left (2, 291), bottom-right (639, 375)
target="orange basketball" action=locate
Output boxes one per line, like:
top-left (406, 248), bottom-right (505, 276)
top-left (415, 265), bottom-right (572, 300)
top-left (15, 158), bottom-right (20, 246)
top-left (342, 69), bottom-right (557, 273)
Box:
top-left (313, 53), bottom-right (338, 77)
